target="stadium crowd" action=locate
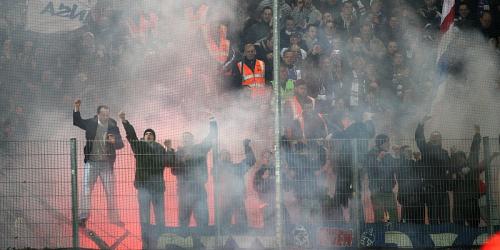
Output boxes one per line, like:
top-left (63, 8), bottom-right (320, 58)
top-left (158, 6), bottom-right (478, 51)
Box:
top-left (1, 0), bottom-right (500, 237)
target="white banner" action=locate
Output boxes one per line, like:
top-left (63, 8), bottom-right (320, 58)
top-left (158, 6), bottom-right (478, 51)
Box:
top-left (26, 0), bottom-right (96, 33)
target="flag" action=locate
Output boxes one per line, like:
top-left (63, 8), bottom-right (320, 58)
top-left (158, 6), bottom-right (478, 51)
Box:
top-left (436, 0), bottom-right (456, 64)
top-left (26, 0), bottom-right (95, 33)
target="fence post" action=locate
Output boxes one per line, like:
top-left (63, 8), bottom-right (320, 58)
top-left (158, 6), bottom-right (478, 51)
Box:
top-left (483, 137), bottom-right (494, 236)
top-left (351, 139), bottom-right (361, 248)
top-left (213, 128), bottom-right (221, 248)
top-left (272, 0), bottom-right (283, 248)
top-left (70, 138), bottom-right (79, 249)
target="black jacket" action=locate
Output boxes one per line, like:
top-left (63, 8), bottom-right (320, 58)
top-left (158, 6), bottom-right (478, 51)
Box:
top-left (122, 121), bottom-right (175, 192)
top-left (452, 133), bottom-right (481, 200)
top-left (415, 123), bottom-right (451, 192)
top-left (366, 146), bottom-right (397, 193)
top-left (73, 111), bottom-right (124, 163)
top-left (172, 119), bottom-right (217, 185)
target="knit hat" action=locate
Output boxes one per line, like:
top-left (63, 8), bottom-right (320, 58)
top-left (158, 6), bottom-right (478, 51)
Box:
top-left (375, 134), bottom-right (389, 147)
top-left (143, 128), bottom-right (156, 140)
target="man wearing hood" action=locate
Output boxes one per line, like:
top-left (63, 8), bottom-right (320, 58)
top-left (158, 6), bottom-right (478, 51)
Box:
top-left (118, 111), bottom-right (175, 249)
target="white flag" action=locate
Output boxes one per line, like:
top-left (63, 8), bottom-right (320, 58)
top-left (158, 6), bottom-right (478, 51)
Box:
top-left (26, 0), bottom-right (96, 33)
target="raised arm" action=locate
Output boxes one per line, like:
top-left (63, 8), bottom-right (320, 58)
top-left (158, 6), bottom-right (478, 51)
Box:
top-left (163, 140), bottom-right (176, 168)
top-left (108, 121), bottom-right (124, 150)
top-left (118, 111), bottom-right (140, 152)
top-left (237, 139), bottom-right (257, 175)
top-left (468, 125), bottom-right (482, 168)
top-left (200, 117), bottom-right (218, 151)
top-left (415, 115), bottom-right (431, 152)
top-left (72, 99), bottom-right (88, 130)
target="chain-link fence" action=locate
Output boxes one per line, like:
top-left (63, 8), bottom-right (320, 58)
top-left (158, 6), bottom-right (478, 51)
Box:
top-left (1, 136), bottom-right (499, 249)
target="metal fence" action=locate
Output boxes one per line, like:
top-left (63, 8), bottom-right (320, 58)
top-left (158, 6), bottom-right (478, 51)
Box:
top-left (0, 137), bottom-right (499, 249)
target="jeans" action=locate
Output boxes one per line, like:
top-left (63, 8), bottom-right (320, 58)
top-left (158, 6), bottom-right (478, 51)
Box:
top-left (79, 161), bottom-right (120, 222)
top-left (177, 182), bottom-right (208, 228)
top-left (138, 188), bottom-right (165, 249)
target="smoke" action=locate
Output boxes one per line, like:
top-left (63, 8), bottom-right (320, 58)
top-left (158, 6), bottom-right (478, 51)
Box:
top-left (428, 30), bottom-right (500, 145)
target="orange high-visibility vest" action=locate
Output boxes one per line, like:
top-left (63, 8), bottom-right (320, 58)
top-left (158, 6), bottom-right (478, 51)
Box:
top-left (237, 60), bottom-right (266, 87)
top-left (290, 95), bottom-right (315, 139)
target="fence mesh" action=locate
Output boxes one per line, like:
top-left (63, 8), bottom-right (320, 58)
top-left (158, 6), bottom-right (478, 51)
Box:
top-left (1, 0), bottom-right (500, 249)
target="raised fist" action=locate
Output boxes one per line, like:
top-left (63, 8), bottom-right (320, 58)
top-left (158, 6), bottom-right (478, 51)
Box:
top-left (74, 99), bottom-right (81, 111)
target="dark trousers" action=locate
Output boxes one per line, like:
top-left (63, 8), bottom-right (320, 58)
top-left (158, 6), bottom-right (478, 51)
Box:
top-left (138, 188), bottom-right (165, 249)
top-left (426, 192), bottom-right (450, 224)
top-left (399, 194), bottom-right (425, 224)
top-left (177, 182), bottom-right (208, 228)
top-left (454, 197), bottom-right (480, 227)
top-left (220, 195), bottom-right (248, 229)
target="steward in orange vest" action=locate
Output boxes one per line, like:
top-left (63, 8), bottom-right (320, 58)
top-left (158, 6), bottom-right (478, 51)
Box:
top-left (232, 44), bottom-right (267, 97)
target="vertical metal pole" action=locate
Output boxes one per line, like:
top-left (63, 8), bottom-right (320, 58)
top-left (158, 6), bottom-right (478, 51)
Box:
top-left (213, 127), bottom-right (221, 247)
top-left (483, 137), bottom-right (494, 236)
top-left (272, 0), bottom-right (282, 249)
top-left (70, 138), bottom-right (79, 249)
top-left (351, 139), bottom-right (360, 248)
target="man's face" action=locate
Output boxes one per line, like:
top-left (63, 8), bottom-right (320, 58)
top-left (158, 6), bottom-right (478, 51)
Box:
top-left (279, 67), bottom-right (288, 79)
top-left (389, 17), bottom-right (400, 29)
top-left (459, 4), bottom-right (470, 18)
top-left (262, 9), bottom-right (272, 23)
top-left (320, 57), bottom-right (332, 70)
top-left (341, 116), bottom-right (353, 129)
top-left (144, 131), bottom-right (155, 142)
top-left (360, 25), bottom-right (371, 37)
top-left (283, 51), bottom-right (295, 66)
top-left (286, 19), bottom-right (295, 31)
top-left (164, 139), bottom-right (172, 148)
top-left (295, 84), bottom-right (307, 97)
top-left (325, 22), bottom-right (335, 34)
top-left (342, 2), bottom-right (353, 15)
top-left (182, 133), bottom-right (194, 147)
top-left (244, 45), bottom-right (256, 60)
top-left (387, 42), bottom-right (398, 55)
top-left (393, 53), bottom-right (403, 65)
top-left (429, 131), bottom-right (442, 146)
top-left (371, 0), bottom-right (382, 12)
top-left (304, 0), bottom-right (312, 7)
top-left (480, 13), bottom-right (492, 28)
top-left (307, 26), bottom-right (317, 38)
top-left (323, 13), bottom-right (333, 23)
top-left (97, 107), bottom-right (110, 123)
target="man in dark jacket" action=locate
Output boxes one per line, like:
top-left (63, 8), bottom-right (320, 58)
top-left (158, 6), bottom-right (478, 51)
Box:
top-left (73, 99), bottom-right (124, 228)
top-left (172, 117), bottom-right (217, 228)
top-left (452, 125), bottom-right (481, 227)
top-left (415, 115), bottom-right (452, 224)
top-left (398, 146), bottom-right (426, 224)
top-left (118, 111), bottom-right (175, 249)
top-left (215, 139), bottom-right (256, 230)
top-left (332, 111), bottom-right (375, 210)
top-left (366, 134), bottom-right (398, 223)
top-left (254, 149), bottom-right (278, 229)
